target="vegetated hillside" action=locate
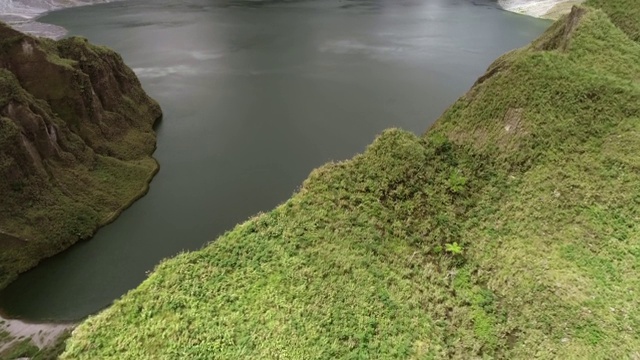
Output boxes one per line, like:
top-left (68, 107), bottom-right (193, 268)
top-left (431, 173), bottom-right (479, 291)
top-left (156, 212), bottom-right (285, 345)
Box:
top-left (585, 0), bottom-right (639, 42)
top-left (63, 4), bottom-right (639, 359)
top-left (0, 23), bottom-right (161, 288)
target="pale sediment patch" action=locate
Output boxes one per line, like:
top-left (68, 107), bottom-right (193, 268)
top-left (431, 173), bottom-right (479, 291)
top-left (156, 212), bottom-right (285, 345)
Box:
top-left (0, 314), bottom-right (74, 353)
top-left (498, 0), bottom-right (585, 19)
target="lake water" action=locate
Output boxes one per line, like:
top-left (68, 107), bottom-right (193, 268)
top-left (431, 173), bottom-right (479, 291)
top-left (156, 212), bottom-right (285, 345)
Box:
top-left (0, 0), bottom-right (549, 321)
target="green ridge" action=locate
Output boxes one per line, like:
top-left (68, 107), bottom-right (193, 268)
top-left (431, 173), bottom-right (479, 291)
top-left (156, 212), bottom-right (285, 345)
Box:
top-left (586, 0), bottom-right (640, 42)
top-left (62, 3), bottom-right (640, 359)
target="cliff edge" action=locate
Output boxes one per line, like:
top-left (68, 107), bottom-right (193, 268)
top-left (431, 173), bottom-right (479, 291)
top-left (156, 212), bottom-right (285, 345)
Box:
top-left (0, 23), bottom-right (161, 288)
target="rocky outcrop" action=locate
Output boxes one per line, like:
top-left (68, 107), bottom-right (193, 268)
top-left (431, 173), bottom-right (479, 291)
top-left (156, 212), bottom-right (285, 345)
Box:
top-left (0, 23), bottom-right (161, 287)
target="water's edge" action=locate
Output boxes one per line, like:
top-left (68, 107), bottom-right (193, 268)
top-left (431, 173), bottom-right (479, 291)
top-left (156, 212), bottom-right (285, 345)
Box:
top-left (498, 0), bottom-right (585, 18)
top-left (1, 0), bottom-right (578, 37)
top-left (0, 0), bottom-right (125, 38)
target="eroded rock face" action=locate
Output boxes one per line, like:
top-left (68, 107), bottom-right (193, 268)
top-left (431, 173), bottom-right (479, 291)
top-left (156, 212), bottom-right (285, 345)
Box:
top-left (0, 22), bottom-right (161, 286)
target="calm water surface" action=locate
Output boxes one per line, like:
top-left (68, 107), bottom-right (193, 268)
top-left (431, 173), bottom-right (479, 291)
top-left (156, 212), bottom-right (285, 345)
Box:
top-left (0, 0), bottom-right (549, 321)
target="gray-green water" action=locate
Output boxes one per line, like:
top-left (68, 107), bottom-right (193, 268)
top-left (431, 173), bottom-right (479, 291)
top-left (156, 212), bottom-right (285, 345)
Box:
top-left (0, 0), bottom-right (549, 321)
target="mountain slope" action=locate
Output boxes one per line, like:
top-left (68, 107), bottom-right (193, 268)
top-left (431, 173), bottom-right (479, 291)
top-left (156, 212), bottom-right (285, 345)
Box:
top-left (0, 23), bottom-right (161, 288)
top-left (585, 0), bottom-right (639, 42)
top-left (62, 3), bottom-right (640, 359)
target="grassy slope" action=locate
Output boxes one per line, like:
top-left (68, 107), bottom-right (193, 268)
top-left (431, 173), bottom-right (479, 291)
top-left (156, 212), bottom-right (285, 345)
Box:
top-left (0, 149), bottom-right (158, 287)
top-left (586, 0), bottom-right (639, 42)
top-left (63, 4), bottom-right (640, 360)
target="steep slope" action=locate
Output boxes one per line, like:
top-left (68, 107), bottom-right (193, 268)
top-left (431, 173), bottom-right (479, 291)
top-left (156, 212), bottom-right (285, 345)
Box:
top-left (62, 4), bottom-right (639, 359)
top-left (0, 23), bottom-right (161, 288)
top-left (586, 0), bottom-right (639, 42)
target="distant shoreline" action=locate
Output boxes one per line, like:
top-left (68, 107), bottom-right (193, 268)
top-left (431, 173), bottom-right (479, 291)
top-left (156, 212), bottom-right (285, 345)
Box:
top-left (498, 0), bottom-right (585, 19)
top-left (0, 0), bottom-right (125, 38)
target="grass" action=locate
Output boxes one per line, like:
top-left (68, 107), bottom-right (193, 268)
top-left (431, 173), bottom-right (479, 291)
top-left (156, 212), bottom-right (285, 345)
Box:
top-left (0, 330), bottom-right (71, 360)
top-left (585, 0), bottom-right (640, 42)
top-left (0, 330), bottom-right (12, 344)
top-left (0, 155), bottom-right (158, 287)
top-left (33, 330), bottom-right (72, 360)
top-left (0, 22), bottom-right (161, 288)
top-left (63, 2), bottom-right (640, 359)
top-left (0, 339), bottom-right (39, 360)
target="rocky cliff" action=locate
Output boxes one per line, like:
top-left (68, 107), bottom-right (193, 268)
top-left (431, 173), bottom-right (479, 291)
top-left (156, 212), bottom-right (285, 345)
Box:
top-left (0, 23), bottom-right (161, 288)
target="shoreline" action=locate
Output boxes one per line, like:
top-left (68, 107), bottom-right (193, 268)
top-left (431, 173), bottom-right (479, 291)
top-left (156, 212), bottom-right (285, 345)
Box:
top-left (0, 313), bottom-right (75, 353)
top-left (0, 157), bottom-right (160, 291)
top-left (498, 0), bottom-right (585, 19)
top-left (0, 0), bottom-right (126, 39)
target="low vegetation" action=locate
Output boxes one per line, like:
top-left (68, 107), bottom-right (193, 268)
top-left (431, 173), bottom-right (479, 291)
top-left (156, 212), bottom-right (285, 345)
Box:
top-left (1, 339), bottom-right (39, 360)
top-left (586, 0), bottom-right (639, 41)
top-left (63, 1), bottom-right (639, 359)
top-left (0, 330), bottom-right (70, 360)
